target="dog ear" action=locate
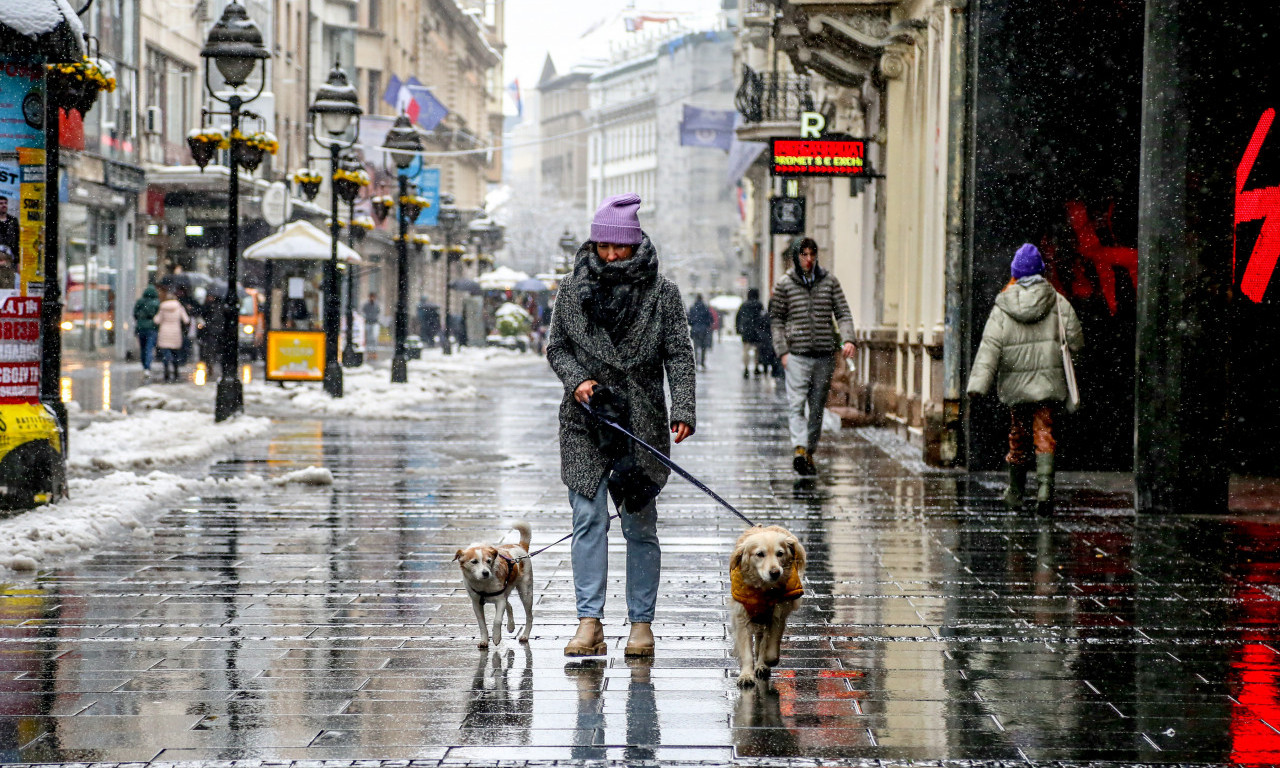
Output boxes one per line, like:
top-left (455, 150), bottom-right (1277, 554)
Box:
top-left (786, 536), bottom-right (806, 573)
top-left (730, 543), bottom-right (745, 573)
top-left (453, 549), bottom-right (465, 562)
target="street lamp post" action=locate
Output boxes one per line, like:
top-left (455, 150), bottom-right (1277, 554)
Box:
top-left (382, 115), bottom-right (424, 383)
top-left (342, 151), bottom-right (363, 368)
top-left (201, 1), bottom-right (270, 422)
top-left (437, 193), bottom-right (461, 355)
top-left (558, 228), bottom-right (577, 273)
top-left (309, 63), bottom-right (362, 398)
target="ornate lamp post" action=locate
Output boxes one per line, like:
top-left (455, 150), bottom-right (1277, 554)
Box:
top-left (436, 193), bottom-right (462, 355)
top-left (201, 0), bottom-right (270, 422)
top-left (309, 63), bottom-right (362, 397)
top-left (382, 115), bottom-right (424, 383)
top-left (558, 228), bottom-right (578, 273)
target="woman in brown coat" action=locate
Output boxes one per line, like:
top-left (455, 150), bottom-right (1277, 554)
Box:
top-left (154, 289), bottom-right (191, 383)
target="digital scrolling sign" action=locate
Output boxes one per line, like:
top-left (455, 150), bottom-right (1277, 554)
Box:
top-left (771, 138), bottom-right (867, 177)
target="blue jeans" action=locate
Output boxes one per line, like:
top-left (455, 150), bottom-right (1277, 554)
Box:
top-left (570, 476), bottom-right (660, 623)
top-left (137, 330), bottom-right (157, 371)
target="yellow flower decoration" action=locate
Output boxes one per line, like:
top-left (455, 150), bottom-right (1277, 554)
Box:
top-left (188, 129), bottom-right (230, 149)
top-left (333, 168), bottom-right (371, 186)
top-left (291, 169), bottom-right (323, 185)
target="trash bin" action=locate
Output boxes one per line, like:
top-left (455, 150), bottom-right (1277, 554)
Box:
top-left (0, 403), bottom-right (66, 511)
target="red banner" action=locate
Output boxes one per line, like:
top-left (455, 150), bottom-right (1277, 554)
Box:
top-left (0, 296), bottom-right (41, 404)
top-left (771, 139), bottom-right (867, 177)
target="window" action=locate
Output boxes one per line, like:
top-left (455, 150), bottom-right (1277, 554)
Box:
top-left (368, 0), bottom-right (381, 28)
top-left (367, 70), bottom-right (382, 113)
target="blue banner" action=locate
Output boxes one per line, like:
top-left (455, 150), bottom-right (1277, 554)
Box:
top-left (412, 166), bottom-right (440, 227)
top-left (680, 104), bottom-right (735, 152)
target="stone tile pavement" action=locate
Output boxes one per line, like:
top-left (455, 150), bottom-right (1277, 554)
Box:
top-left (4, 342), bottom-right (1280, 766)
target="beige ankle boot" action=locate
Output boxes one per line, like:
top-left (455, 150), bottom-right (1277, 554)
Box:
top-left (624, 622), bottom-right (654, 657)
top-left (564, 618), bottom-right (606, 657)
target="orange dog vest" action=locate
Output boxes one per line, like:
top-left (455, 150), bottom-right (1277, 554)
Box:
top-left (731, 567), bottom-right (804, 623)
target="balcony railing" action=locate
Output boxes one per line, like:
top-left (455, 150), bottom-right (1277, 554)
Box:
top-left (734, 65), bottom-right (815, 125)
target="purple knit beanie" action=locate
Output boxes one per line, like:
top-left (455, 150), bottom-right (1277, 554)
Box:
top-left (590, 193), bottom-right (644, 245)
top-left (1011, 243), bottom-right (1045, 279)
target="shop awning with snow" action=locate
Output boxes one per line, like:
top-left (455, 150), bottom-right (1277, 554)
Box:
top-left (0, 0), bottom-right (85, 63)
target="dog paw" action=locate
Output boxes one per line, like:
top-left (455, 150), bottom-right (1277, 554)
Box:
top-left (737, 672), bottom-right (756, 689)
top-left (477, 640), bottom-right (490, 649)
top-left (754, 664), bottom-right (772, 680)
top-left (518, 635), bottom-right (530, 644)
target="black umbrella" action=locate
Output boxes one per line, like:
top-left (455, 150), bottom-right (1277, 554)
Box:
top-left (449, 278), bottom-right (483, 295)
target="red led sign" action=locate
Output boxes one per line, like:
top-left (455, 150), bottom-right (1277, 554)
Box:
top-left (771, 138), bottom-right (867, 177)
top-left (1236, 108), bottom-right (1280, 304)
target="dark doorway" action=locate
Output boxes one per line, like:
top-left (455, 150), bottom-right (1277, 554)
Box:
top-left (965, 0), bottom-right (1146, 471)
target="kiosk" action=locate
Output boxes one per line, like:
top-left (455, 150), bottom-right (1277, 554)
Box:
top-left (243, 221), bottom-right (361, 382)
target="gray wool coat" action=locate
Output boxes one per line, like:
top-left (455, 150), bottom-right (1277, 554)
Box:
top-left (546, 243), bottom-right (697, 500)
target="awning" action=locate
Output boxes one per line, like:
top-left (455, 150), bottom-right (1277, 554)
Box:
top-left (477, 265), bottom-right (530, 291)
top-left (0, 0), bottom-right (85, 62)
top-left (243, 220), bottom-right (361, 263)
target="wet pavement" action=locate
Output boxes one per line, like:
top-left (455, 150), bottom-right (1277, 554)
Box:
top-left (6, 342), bottom-right (1280, 765)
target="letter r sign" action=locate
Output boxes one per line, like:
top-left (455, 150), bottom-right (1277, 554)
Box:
top-left (800, 111), bottom-right (826, 139)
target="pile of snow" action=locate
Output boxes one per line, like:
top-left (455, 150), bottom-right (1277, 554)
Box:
top-left (273, 465), bottom-right (333, 485)
top-left (68, 411), bottom-right (272, 473)
top-left (0, 471), bottom-right (268, 572)
top-left (0, 0), bottom-right (84, 40)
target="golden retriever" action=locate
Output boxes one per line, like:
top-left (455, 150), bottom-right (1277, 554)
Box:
top-left (729, 525), bottom-right (806, 688)
top-left (454, 520), bottom-right (533, 648)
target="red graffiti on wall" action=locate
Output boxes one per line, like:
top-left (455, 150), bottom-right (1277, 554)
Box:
top-left (1237, 109), bottom-right (1280, 304)
top-left (1064, 200), bottom-right (1138, 316)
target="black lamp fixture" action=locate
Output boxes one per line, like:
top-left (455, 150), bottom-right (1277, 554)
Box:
top-left (200, 0), bottom-right (270, 423)
top-left (381, 114), bottom-right (423, 382)
top-left (558, 228), bottom-right (578, 273)
top-left (309, 62), bottom-right (363, 398)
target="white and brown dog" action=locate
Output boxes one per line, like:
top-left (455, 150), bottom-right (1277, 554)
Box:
top-left (729, 524), bottom-right (806, 688)
top-left (454, 520), bottom-right (534, 648)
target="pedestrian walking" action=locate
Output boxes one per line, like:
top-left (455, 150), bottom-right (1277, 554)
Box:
top-left (132, 284), bottom-right (160, 381)
top-left (546, 192), bottom-right (696, 659)
top-left (687, 294), bottom-right (714, 369)
top-left (416, 297), bottom-right (441, 346)
top-left (153, 288), bottom-right (191, 383)
top-left (196, 293), bottom-right (222, 370)
top-left (734, 288), bottom-right (767, 378)
top-left (966, 243), bottom-right (1084, 514)
top-left (360, 292), bottom-right (380, 352)
top-left (769, 237), bottom-right (856, 476)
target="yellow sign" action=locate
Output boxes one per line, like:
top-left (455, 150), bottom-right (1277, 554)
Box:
top-left (17, 147), bottom-right (43, 291)
top-left (265, 330), bottom-right (326, 381)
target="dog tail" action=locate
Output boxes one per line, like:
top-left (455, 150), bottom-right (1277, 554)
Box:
top-left (502, 519), bottom-right (532, 553)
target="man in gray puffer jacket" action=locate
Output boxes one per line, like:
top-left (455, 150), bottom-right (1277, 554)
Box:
top-left (967, 243), bottom-right (1084, 513)
top-left (769, 237), bottom-right (856, 475)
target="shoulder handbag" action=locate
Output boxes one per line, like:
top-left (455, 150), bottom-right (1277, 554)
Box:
top-left (1056, 296), bottom-right (1081, 413)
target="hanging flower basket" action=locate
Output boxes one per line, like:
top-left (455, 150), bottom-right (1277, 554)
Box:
top-left (351, 216), bottom-right (375, 241)
top-left (186, 129), bottom-right (229, 170)
top-left (370, 195), bottom-right (394, 225)
top-left (332, 168), bottom-right (370, 205)
top-left (231, 131), bottom-right (277, 172)
top-left (291, 169), bottom-right (323, 201)
top-left (47, 57), bottom-right (116, 115)
top-left (399, 193), bottom-right (429, 222)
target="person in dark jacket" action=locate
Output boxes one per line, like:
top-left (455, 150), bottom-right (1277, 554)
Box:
top-left (769, 237), bottom-right (856, 475)
top-left (132, 285), bottom-right (161, 380)
top-left (734, 288), bottom-right (767, 378)
top-left (416, 297), bottom-right (441, 346)
top-left (967, 243), bottom-right (1084, 514)
top-left (687, 294), bottom-right (714, 369)
top-left (546, 192), bottom-right (696, 659)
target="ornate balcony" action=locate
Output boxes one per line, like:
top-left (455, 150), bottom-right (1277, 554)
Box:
top-left (733, 65), bottom-right (814, 141)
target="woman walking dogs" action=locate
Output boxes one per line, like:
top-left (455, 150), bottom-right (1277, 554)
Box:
top-left (967, 243), bottom-right (1084, 514)
top-left (546, 193), bottom-right (697, 658)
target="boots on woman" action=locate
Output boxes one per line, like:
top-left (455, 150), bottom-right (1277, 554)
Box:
top-left (624, 622), bottom-right (654, 657)
top-left (1035, 453), bottom-right (1055, 515)
top-left (1004, 463), bottom-right (1027, 510)
top-left (564, 618), bottom-right (607, 657)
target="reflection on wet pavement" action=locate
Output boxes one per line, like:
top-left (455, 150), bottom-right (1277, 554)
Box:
top-left (5, 343), bottom-right (1280, 765)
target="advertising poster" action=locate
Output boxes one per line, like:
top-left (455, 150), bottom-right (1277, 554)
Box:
top-left (265, 330), bottom-right (326, 381)
top-left (0, 296), bottom-right (42, 404)
top-left (413, 166), bottom-right (440, 227)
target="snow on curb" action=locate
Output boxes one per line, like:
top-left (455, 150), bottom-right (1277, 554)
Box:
top-left (0, 471), bottom-right (268, 572)
top-left (68, 411), bottom-right (272, 474)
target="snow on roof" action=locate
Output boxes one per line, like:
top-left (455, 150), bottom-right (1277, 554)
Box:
top-left (243, 220), bottom-right (362, 263)
top-left (0, 0), bottom-right (84, 49)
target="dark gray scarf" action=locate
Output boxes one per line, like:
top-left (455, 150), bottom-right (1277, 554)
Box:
top-left (574, 236), bottom-right (659, 342)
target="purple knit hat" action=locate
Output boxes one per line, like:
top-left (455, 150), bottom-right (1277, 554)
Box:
top-left (1011, 243), bottom-right (1045, 279)
top-left (591, 193), bottom-right (644, 245)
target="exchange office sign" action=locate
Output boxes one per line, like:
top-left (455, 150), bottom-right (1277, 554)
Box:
top-left (771, 138), bottom-right (868, 177)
